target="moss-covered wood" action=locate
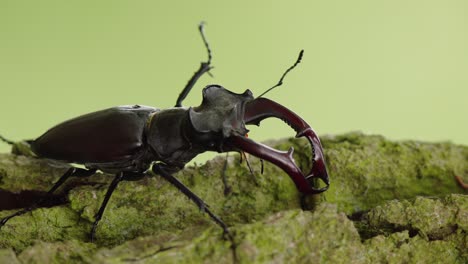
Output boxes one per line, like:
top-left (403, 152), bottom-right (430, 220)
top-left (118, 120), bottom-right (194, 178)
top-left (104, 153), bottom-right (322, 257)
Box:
top-left (0, 132), bottom-right (466, 263)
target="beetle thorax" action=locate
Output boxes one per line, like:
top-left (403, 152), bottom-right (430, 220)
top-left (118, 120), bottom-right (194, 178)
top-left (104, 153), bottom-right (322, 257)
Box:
top-left (145, 108), bottom-right (203, 168)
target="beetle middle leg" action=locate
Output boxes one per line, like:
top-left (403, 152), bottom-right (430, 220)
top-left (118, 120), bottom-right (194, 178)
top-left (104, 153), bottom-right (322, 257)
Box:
top-left (89, 171), bottom-right (145, 242)
top-left (0, 167), bottom-right (96, 227)
top-left (152, 164), bottom-right (231, 239)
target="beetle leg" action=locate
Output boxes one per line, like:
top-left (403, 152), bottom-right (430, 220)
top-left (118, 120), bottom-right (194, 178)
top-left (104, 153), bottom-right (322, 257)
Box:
top-left (152, 164), bottom-right (231, 239)
top-left (241, 151), bottom-right (255, 176)
top-left (0, 167), bottom-right (96, 228)
top-left (89, 171), bottom-right (148, 242)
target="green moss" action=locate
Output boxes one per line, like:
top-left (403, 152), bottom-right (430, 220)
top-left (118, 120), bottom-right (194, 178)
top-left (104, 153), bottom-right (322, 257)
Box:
top-left (233, 204), bottom-right (364, 263)
top-left (0, 206), bottom-right (88, 251)
top-left (92, 205), bottom-right (363, 263)
top-left (0, 153), bottom-right (66, 192)
top-left (365, 194), bottom-right (467, 238)
top-left (318, 132), bottom-right (467, 214)
top-left (0, 133), bottom-right (467, 262)
top-left (364, 231), bottom-right (464, 264)
top-left (17, 240), bottom-right (95, 264)
top-left (0, 248), bottom-right (20, 264)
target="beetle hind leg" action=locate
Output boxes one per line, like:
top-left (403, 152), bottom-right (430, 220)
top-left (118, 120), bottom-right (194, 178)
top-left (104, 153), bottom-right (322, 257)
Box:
top-left (0, 167), bottom-right (96, 228)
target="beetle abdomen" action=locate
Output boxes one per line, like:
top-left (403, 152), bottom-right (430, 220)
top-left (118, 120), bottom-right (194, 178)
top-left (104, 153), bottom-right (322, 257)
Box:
top-left (31, 105), bottom-right (159, 163)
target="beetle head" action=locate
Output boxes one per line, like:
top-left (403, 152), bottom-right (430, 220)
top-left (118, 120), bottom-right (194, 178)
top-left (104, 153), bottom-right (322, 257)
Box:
top-left (187, 85), bottom-right (329, 194)
top-left (188, 85), bottom-right (253, 150)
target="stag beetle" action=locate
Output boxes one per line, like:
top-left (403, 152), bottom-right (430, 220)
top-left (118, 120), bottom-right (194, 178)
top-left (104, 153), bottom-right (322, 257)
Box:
top-left (0, 23), bottom-right (329, 241)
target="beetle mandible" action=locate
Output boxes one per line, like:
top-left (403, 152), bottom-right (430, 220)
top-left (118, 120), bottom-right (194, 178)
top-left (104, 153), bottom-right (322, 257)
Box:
top-left (0, 23), bottom-right (329, 241)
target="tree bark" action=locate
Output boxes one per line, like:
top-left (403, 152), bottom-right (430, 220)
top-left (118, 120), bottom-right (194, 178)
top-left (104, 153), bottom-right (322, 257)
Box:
top-left (0, 132), bottom-right (466, 263)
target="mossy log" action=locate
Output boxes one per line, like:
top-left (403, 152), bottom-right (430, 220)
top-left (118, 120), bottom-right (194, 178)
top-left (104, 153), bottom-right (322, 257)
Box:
top-left (0, 132), bottom-right (466, 263)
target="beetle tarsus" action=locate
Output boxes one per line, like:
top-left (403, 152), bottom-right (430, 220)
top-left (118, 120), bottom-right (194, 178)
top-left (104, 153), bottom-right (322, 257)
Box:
top-left (222, 227), bottom-right (234, 243)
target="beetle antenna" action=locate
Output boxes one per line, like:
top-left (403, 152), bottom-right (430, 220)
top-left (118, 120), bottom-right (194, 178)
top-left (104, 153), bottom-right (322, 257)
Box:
top-left (199, 22), bottom-right (212, 66)
top-left (257, 49), bottom-right (304, 98)
top-left (175, 22), bottom-right (214, 107)
top-left (0, 134), bottom-right (14, 145)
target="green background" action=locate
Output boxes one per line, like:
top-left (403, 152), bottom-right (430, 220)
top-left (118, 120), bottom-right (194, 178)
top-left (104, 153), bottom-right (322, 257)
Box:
top-left (1, 1), bottom-right (467, 163)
